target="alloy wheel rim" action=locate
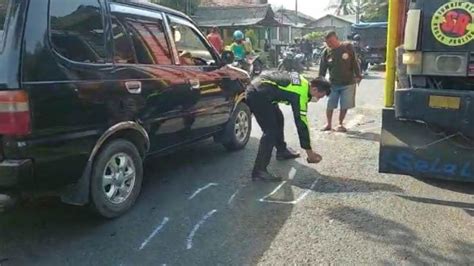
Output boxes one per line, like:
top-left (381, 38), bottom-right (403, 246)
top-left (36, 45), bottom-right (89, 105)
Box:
top-left (235, 111), bottom-right (249, 143)
top-left (102, 153), bottom-right (136, 204)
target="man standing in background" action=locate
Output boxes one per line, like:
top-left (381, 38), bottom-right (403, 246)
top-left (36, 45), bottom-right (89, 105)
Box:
top-left (319, 31), bottom-right (362, 132)
top-left (207, 26), bottom-right (224, 54)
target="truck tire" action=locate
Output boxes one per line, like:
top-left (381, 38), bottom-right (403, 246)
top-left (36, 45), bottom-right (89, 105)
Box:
top-left (90, 139), bottom-right (143, 218)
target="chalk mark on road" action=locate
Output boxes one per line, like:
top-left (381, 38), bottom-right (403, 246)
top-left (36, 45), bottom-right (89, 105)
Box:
top-left (227, 189), bottom-right (239, 205)
top-left (186, 209), bottom-right (218, 250)
top-left (260, 178), bottom-right (320, 205)
top-left (288, 167), bottom-right (297, 180)
top-left (188, 183), bottom-right (218, 200)
top-left (139, 217), bottom-right (170, 250)
top-left (258, 181), bottom-right (287, 202)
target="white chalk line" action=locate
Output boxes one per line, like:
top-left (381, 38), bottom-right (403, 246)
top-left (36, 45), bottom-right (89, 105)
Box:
top-left (186, 209), bottom-right (218, 250)
top-left (188, 183), bottom-right (218, 200)
top-left (259, 178), bottom-right (320, 205)
top-left (288, 167), bottom-right (297, 180)
top-left (258, 181), bottom-right (287, 202)
top-left (227, 189), bottom-right (239, 205)
top-left (139, 217), bottom-right (170, 250)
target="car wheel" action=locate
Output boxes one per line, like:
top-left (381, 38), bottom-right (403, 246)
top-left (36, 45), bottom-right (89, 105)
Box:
top-left (222, 102), bottom-right (252, 151)
top-left (90, 139), bottom-right (143, 218)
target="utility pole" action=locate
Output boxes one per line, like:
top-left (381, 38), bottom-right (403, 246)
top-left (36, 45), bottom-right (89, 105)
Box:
top-left (295, 0), bottom-right (298, 26)
top-left (295, 0), bottom-right (298, 41)
top-left (185, 0), bottom-right (190, 15)
top-left (356, 0), bottom-right (361, 24)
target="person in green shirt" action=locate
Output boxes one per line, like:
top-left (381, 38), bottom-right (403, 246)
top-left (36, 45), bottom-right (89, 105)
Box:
top-left (230, 30), bottom-right (247, 61)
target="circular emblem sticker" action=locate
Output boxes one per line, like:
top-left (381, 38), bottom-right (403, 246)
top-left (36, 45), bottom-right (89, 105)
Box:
top-left (431, 1), bottom-right (474, 46)
top-left (342, 53), bottom-right (350, 60)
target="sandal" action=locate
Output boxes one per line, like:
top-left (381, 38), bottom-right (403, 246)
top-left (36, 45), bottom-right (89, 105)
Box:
top-left (336, 125), bottom-right (347, 132)
top-left (321, 125), bottom-right (332, 132)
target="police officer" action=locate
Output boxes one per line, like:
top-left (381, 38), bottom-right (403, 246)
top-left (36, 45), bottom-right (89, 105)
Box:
top-left (247, 71), bottom-right (331, 181)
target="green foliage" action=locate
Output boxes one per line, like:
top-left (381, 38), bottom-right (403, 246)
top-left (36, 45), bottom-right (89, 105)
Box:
top-left (327, 0), bottom-right (356, 15)
top-left (244, 29), bottom-right (257, 47)
top-left (304, 31), bottom-right (325, 42)
top-left (361, 0), bottom-right (388, 22)
top-left (327, 0), bottom-right (388, 22)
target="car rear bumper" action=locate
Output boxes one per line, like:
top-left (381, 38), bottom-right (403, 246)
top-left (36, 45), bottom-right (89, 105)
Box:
top-left (0, 159), bottom-right (33, 188)
top-left (395, 88), bottom-right (474, 138)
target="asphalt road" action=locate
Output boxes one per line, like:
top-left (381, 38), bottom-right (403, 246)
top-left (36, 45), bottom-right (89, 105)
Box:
top-left (1, 71), bottom-right (473, 265)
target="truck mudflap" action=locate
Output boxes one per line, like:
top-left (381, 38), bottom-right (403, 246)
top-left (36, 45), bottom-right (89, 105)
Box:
top-left (379, 108), bottom-right (474, 182)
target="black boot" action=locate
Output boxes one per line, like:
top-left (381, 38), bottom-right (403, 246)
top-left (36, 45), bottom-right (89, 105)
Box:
top-left (276, 148), bottom-right (300, 161)
top-left (252, 170), bottom-right (282, 182)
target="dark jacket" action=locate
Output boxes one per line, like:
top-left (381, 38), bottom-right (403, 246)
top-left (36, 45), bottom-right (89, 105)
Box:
top-left (319, 42), bottom-right (361, 86)
top-left (249, 71), bottom-right (312, 150)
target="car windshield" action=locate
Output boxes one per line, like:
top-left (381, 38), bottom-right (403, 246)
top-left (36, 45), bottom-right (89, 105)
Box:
top-left (0, 0), bottom-right (10, 46)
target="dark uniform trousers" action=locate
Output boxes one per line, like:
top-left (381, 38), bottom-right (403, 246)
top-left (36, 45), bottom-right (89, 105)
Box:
top-left (246, 86), bottom-right (287, 173)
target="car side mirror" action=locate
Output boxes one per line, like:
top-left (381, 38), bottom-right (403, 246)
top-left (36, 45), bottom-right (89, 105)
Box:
top-left (221, 51), bottom-right (234, 65)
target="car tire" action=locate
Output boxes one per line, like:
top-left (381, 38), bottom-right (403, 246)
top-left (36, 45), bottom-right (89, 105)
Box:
top-left (222, 102), bottom-right (252, 151)
top-left (90, 139), bottom-right (143, 218)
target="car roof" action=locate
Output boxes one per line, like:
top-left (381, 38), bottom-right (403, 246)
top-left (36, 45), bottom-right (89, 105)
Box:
top-left (111, 0), bottom-right (192, 21)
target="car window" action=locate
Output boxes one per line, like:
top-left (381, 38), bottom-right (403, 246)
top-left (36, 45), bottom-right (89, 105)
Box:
top-left (114, 12), bottom-right (173, 65)
top-left (0, 0), bottom-right (11, 45)
top-left (111, 16), bottom-right (136, 64)
top-left (169, 16), bottom-right (216, 66)
top-left (49, 0), bottom-right (107, 64)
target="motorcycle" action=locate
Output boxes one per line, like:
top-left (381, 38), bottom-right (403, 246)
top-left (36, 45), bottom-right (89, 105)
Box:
top-left (356, 45), bottom-right (369, 74)
top-left (232, 53), bottom-right (264, 78)
top-left (312, 45), bottom-right (324, 65)
top-left (278, 48), bottom-right (305, 73)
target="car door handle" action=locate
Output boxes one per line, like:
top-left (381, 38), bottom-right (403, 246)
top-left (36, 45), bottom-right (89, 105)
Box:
top-left (125, 81), bottom-right (142, 94)
top-left (189, 79), bottom-right (200, 90)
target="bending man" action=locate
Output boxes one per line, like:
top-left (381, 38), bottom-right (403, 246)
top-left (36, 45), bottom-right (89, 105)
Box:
top-left (247, 71), bottom-right (331, 181)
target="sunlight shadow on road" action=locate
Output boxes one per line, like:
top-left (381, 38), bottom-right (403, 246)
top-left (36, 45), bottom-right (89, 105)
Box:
top-left (345, 130), bottom-right (381, 142)
top-left (0, 137), bottom-right (296, 265)
top-left (397, 195), bottom-right (474, 218)
top-left (326, 206), bottom-right (473, 264)
top-left (272, 160), bottom-right (403, 196)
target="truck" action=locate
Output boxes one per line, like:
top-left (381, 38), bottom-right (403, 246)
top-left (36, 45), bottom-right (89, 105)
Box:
top-left (351, 22), bottom-right (388, 65)
top-left (379, 0), bottom-right (474, 182)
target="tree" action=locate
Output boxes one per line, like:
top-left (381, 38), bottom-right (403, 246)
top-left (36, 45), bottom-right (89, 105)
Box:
top-left (150, 0), bottom-right (201, 15)
top-left (327, 0), bottom-right (388, 22)
top-left (361, 0), bottom-right (388, 22)
top-left (327, 0), bottom-right (356, 16)
top-left (303, 31), bottom-right (325, 42)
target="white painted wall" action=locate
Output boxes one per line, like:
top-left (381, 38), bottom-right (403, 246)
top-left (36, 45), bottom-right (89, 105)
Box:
top-left (308, 16), bottom-right (353, 40)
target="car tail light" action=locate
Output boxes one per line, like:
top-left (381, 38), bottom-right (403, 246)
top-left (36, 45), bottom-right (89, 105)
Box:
top-left (0, 90), bottom-right (31, 136)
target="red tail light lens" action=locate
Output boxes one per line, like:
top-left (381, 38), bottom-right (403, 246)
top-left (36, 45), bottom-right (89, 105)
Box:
top-left (0, 90), bottom-right (31, 136)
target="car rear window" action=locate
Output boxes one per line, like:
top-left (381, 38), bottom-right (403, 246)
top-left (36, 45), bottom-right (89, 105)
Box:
top-left (0, 0), bottom-right (11, 45)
